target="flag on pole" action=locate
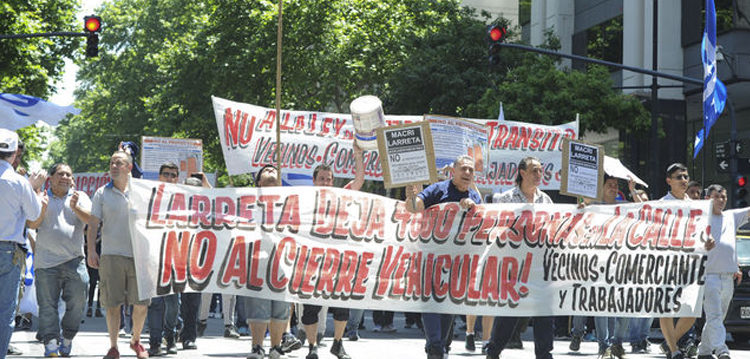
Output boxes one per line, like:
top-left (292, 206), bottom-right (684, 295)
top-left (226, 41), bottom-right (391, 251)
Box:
top-left (497, 102), bottom-right (505, 121)
top-left (0, 93), bottom-right (80, 130)
top-left (693, 0), bottom-right (727, 158)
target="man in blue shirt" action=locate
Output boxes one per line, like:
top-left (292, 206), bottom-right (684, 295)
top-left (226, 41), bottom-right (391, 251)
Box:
top-left (0, 129), bottom-right (43, 357)
top-left (405, 155), bottom-right (481, 359)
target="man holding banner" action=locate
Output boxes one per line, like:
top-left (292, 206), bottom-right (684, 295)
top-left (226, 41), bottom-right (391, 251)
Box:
top-left (405, 154), bottom-right (481, 359)
top-left (486, 156), bottom-right (554, 359)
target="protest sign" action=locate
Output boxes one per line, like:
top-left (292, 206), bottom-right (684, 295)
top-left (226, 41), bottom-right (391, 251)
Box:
top-left (129, 178), bottom-right (711, 317)
top-left (561, 138), bottom-right (605, 201)
top-left (477, 117), bottom-right (579, 191)
top-left (141, 136), bottom-right (203, 181)
top-left (376, 121), bottom-right (437, 188)
top-left (423, 115), bottom-right (488, 175)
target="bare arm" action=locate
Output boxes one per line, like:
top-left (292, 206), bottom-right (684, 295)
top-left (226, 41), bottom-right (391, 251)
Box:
top-left (404, 184), bottom-right (425, 213)
top-left (86, 216), bottom-right (101, 268)
top-left (25, 192), bottom-right (48, 229)
top-left (345, 143), bottom-right (365, 191)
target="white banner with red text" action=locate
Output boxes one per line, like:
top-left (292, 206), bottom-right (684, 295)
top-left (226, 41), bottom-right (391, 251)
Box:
top-left (212, 96), bottom-right (577, 191)
top-left (129, 178), bottom-right (710, 317)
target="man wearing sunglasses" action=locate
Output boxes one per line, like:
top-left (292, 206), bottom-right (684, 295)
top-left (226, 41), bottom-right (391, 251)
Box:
top-left (146, 162), bottom-right (181, 356)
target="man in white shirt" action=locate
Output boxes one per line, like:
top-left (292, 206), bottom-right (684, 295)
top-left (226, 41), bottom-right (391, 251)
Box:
top-left (0, 129), bottom-right (43, 357)
top-left (697, 184), bottom-right (748, 359)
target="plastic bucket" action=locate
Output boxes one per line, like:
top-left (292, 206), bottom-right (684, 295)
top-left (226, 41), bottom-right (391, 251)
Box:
top-left (350, 95), bottom-right (386, 150)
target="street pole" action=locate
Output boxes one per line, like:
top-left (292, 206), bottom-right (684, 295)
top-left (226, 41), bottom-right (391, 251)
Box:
top-left (275, 0), bottom-right (283, 186)
top-left (650, 0), bottom-right (661, 197)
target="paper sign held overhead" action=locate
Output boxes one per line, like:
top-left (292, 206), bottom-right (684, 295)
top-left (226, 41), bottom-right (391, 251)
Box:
top-left (561, 138), bottom-right (604, 201)
top-left (376, 121), bottom-right (437, 188)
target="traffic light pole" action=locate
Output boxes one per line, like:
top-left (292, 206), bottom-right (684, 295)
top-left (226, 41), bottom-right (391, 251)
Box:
top-left (0, 32), bottom-right (88, 39)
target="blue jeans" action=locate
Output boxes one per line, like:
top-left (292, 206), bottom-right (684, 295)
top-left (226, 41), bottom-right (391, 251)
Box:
top-left (148, 294), bottom-right (179, 347)
top-left (180, 293), bottom-right (201, 342)
top-left (571, 316), bottom-right (588, 337)
top-left (594, 317), bottom-right (630, 348)
top-left (36, 257), bottom-right (89, 344)
top-left (347, 309), bottom-right (364, 332)
top-left (422, 313), bottom-right (454, 354)
top-left (629, 317), bottom-right (653, 344)
top-left (0, 242), bottom-right (23, 356)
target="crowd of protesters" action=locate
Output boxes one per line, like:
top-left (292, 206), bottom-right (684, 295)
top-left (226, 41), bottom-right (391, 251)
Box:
top-left (1, 127), bottom-right (746, 359)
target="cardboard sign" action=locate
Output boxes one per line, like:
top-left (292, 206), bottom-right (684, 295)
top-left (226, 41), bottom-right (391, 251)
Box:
top-left (376, 121), bottom-right (437, 188)
top-left (560, 138), bottom-right (604, 201)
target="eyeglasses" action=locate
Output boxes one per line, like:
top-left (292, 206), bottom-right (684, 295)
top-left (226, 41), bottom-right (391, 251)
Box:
top-left (671, 174), bottom-right (689, 180)
top-left (160, 172), bottom-right (178, 178)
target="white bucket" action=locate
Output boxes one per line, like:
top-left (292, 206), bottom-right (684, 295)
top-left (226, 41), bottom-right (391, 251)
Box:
top-left (350, 95), bottom-right (386, 150)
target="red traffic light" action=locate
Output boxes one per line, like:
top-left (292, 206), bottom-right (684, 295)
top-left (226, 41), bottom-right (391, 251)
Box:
top-left (84, 15), bottom-right (101, 33)
top-left (489, 25), bottom-right (506, 42)
top-left (738, 175), bottom-right (747, 187)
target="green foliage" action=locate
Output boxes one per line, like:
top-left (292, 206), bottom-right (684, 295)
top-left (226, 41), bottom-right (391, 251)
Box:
top-left (54, 0), bottom-right (649, 180)
top-left (0, 0), bottom-right (80, 97)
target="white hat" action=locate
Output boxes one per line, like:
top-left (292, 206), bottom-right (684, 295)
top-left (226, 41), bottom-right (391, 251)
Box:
top-left (0, 128), bottom-right (19, 153)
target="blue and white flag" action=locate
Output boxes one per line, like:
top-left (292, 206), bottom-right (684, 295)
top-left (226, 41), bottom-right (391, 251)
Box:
top-left (0, 93), bottom-right (80, 130)
top-left (693, 0), bottom-right (727, 158)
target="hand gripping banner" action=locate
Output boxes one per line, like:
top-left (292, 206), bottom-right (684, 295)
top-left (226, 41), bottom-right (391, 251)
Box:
top-left (129, 178), bottom-right (711, 317)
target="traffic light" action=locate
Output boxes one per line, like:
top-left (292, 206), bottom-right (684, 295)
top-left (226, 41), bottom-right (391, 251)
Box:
top-left (735, 174), bottom-right (748, 208)
top-left (487, 24), bottom-right (507, 66)
top-left (83, 15), bottom-right (101, 58)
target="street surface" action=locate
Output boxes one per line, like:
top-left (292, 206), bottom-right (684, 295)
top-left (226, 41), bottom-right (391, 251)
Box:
top-left (9, 312), bottom-right (750, 358)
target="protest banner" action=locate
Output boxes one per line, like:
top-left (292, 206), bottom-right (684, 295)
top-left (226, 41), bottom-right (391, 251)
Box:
top-left (141, 136), bottom-right (203, 181)
top-left (43, 172), bottom-right (110, 198)
top-left (129, 178), bottom-right (711, 317)
top-left (376, 121), bottom-right (437, 188)
top-left (477, 117), bottom-right (579, 191)
top-left (561, 138), bottom-right (605, 201)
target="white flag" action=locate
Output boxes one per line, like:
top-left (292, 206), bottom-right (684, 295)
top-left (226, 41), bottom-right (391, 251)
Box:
top-left (0, 93), bottom-right (81, 130)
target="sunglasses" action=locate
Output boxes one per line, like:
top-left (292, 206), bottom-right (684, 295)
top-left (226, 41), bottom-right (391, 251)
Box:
top-left (671, 174), bottom-right (689, 180)
top-left (160, 172), bottom-right (178, 179)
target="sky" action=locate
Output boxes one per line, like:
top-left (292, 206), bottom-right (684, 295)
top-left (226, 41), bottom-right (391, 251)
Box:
top-left (49, 0), bottom-right (104, 106)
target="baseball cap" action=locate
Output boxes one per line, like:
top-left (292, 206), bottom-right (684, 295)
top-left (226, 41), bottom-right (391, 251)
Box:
top-left (0, 129), bottom-right (19, 153)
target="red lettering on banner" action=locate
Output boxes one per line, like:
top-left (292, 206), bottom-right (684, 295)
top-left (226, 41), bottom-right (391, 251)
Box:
top-left (434, 204), bottom-right (459, 242)
top-left (276, 195), bottom-right (300, 233)
top-left (391, 251), bottom-right (409, 296)
top-left (248, 240), bottom-right (264, 290)
top-left (405, 252), bottom-right (423, 298)
top-left (269, 237), bottom-right (294, 290)
top-left (500, 256), bottom-right (520, 304)
top-left (223, 108), bottom-right (255, 148)
top-left (258, 195), bottom-right (280, 231)
top-left (392, 203), bottom-right (413, 241)
top-left (474, 209), bottom-right (497, 244)
top-left (684, 209), bottom-right (702, 248)
top-left (301, 247), bottom-right (325, 296)
top-left (333, 251), bottom-right (357, 296)
top-left (147, 183), bottom-right (167, 228)
top-left (167, 192), bottom-right (188, 227)
top-left (374, 246), bottom-right (403, 298)
top-left (353, 252), bottom-right (372, 298)
top-left (316, 248), bottom-right (341, 296)
top-left (480, 256), bottom-right (499, 302)
top-left (423, 253), bottom-right (435, 298)
top-left (449, 255), bottom-right (469, 300)
top-left (333, 195), bottom-right (352, 239)
top-left (312, 189), bottom-right (336, 237)
top-left (219, 235), bottom-right (247, 287)
top-left (157, 230), bottom-right (190, 295)
top-left (258, 111), bottom-right (275, 131)
top-left (237, 195), bottom-right (257, 230)
top-left (215, 196), bottom-right (235, 228)
top-left (289, 245), bottom-right (309, 294)
top-left (457, 207), bottom-right (483, 243)
top-left (433, 255), bottom-right (451, 300)
top-left (518, 252), bottom-right (532, 296)
top-left (189, 195), bottom-right (212, 228)
top-left (466, 254), bottom-right (481, 302)
top-left (349, 199), bottom-right (370, 240)
top-left (188, 231), bottom-right (216, 291)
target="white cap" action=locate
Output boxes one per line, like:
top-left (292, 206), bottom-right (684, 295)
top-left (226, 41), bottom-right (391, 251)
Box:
top-left (0, 128), bottom-right (19, 153)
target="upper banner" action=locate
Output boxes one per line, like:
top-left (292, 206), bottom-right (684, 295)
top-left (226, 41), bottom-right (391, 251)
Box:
top-left (129, 178), bottom-right (710, 317)
top-left (212, 97), bottom-right (577, 190)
